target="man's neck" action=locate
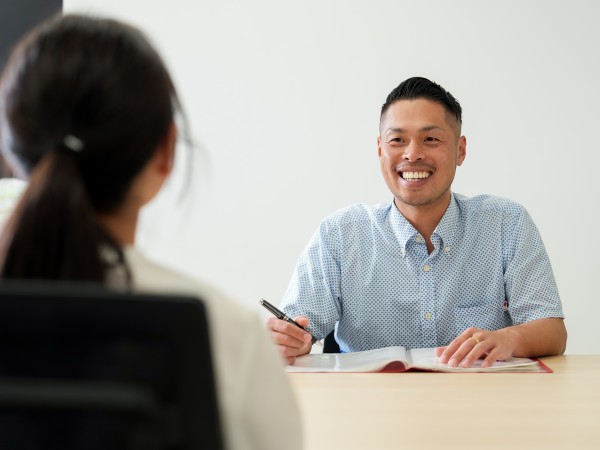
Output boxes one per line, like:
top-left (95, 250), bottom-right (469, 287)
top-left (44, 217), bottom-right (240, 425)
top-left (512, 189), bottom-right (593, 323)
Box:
top-left (394, 194), bottom-right (451, 253)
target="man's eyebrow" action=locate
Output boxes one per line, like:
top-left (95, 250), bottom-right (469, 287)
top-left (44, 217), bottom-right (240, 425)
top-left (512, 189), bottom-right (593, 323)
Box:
top-left (385, 125), bottom-right (445, 134)
top-left (420, 125), bottom-right (445, 132)
top-left (386, 127), bottom-right (407, 134)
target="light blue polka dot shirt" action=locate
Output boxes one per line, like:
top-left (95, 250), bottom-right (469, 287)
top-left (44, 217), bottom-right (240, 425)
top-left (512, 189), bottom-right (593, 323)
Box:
top-left (280, 193), bottom-right (564, 352)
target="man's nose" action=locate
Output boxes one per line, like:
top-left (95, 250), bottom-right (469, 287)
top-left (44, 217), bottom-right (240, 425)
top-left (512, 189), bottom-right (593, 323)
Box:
top-left (402, 141), bottom-right (424, 161)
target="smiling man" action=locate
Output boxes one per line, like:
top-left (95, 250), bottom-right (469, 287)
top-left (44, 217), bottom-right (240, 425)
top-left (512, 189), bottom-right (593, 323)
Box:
top-left (268, 77), bottom-right (566, 368)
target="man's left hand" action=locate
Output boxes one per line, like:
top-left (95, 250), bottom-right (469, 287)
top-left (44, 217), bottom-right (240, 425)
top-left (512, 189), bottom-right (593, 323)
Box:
top-left (435, 327), bottom-right (517, 368)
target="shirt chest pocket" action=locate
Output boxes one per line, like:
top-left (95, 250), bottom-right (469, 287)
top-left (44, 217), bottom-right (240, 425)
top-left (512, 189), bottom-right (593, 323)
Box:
top-left (453, 301), bottom-right (512, 332)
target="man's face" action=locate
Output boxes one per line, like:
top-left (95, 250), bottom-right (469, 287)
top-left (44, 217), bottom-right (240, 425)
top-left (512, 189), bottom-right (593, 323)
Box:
top-left (378, 99), bottom-right (466, 212)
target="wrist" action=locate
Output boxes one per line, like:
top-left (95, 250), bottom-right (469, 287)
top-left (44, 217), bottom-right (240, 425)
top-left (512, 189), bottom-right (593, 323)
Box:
top-left (499, 326), bottom-right (523, 356)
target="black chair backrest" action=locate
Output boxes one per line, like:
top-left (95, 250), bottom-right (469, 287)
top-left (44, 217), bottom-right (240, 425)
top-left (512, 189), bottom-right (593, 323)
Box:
top-left (0, 282), bottom-right (223, 450)
top-left (323, 331), bottom-right (341, 353)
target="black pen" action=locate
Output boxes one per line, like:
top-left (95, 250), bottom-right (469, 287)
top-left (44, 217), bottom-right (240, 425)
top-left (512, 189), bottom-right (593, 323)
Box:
top-left (260, 298), bottom-right (322, 346)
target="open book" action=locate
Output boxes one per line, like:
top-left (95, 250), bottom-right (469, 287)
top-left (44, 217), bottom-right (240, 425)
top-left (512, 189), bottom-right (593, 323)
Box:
top-left (285, 346), bottom-right (551, 373)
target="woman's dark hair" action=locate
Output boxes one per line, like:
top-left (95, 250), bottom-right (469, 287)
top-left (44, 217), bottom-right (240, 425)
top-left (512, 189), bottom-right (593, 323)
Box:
top-left (380, 76), bottom-right (462, 127)
top-left (0, 14), bottom-right (179, 282)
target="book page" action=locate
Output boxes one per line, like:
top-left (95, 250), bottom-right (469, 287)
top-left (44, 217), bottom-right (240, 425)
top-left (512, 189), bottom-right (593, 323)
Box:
top-left (285, 346), bottom-right (409, 373)
top-left (407, 347), bottom-right (545, 372)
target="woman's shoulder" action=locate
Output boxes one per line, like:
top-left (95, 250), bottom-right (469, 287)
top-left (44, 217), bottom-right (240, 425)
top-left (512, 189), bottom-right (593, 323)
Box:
top-left (123, 247), bottom-right (258, 331)
top-left (123, 246), bottom-right (302, 450)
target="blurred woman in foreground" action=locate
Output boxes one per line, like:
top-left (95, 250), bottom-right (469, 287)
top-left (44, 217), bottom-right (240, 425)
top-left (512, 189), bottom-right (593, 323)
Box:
top-left (0, 14), bottom-right (301, 450)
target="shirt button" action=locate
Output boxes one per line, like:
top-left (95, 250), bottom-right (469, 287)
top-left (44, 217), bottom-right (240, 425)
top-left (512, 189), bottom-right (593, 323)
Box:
top-left (415, 236), bottom-right (423, 243)
top-left (444, 246), bottom-right (451, 253)
top-left (425, 312), bottom-right (432, 320)
top-left (423, 265), bottom-right (430, 272)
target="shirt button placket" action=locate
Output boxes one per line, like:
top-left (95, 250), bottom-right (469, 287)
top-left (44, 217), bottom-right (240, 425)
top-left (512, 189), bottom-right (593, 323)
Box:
top-left (420, 261), bottom-right (437, 347)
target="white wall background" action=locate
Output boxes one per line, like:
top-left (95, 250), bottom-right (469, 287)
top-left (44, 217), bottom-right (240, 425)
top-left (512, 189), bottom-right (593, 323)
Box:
top-left (65, 0), bottom-right (600, 354)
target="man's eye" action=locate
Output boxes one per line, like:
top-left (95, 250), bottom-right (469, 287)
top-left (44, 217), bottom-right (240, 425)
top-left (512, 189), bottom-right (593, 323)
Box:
top-left (424, 136), bottom-right (439, 142)
top-left (388, 138), bottom-right (404, 144)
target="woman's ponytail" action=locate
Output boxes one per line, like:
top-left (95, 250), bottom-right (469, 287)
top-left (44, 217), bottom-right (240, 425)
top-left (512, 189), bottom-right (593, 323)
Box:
top-left (0, 149), bottom-right (124, 282)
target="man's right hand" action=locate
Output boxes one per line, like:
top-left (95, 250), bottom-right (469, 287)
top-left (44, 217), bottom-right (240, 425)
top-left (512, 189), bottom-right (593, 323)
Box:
top-left (266, 315), bottom-right (313, 365)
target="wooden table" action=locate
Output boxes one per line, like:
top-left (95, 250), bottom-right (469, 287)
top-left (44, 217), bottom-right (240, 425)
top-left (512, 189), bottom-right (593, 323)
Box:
top-left (288, 355), bottom-right (600, 450)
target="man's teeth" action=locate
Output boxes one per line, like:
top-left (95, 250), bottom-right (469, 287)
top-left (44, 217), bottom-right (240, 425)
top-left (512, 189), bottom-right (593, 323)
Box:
top-left (402, 171), bottom-right (430, 181)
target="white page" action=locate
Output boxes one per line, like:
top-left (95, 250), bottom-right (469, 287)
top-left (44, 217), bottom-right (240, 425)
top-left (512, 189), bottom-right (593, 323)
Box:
top-left (286, 346), bottom-right (408, 373)
top-left (407, 348), bottom-right (542, 372)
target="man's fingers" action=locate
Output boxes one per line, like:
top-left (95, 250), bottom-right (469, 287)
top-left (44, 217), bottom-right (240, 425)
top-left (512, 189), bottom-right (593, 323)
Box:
top-left (438, 337), bottom-right (467, 364)
top-left (294, 315), bottom-right (310, 327)
top-left (438, 328), bottom-right (518, 369)
top-left (265, 314), bottom-right (317, 366)
top-left (276, 340), bottom-right (311, 365)
top-left (458, 341), bottom-right (491, 368)
top-left (481, 351), bottom-right (500, 368)
top-left (434, 346), bottom-right (448, 357)
top-left (266, 316), bottom-right (313, 366)
top-left (266, 317), bottom-right (311, 343)
top-left (440, 328), bottom-right (483, 367)
top-left (269, 329), bottom-right (309, 348)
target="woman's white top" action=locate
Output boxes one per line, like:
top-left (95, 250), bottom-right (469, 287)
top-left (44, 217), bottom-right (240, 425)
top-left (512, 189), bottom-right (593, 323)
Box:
top-left (0, 178), bottom-right (26, 230)
top-left (124, 247), bottom-right (303, 450)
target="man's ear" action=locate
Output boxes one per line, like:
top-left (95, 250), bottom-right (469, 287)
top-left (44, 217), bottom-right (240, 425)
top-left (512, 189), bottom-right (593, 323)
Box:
top-left (377, 136), bottom-right (382, 158)
top-left (156, 122), bottom-right (177, 175)
top-left (456, 135), bottom-right (467, 167)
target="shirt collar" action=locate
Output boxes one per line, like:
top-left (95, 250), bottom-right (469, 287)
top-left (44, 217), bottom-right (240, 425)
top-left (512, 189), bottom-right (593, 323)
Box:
top-left (387, 200), bottom-right (417, 254)
top-left (433, 194), bottom-right (459, 251)
top-left (387, 193), bottom-right (460, 255)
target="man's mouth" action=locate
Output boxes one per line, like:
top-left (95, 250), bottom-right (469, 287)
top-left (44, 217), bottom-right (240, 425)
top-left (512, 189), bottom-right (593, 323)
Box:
top-left (400, 171), bottom-right (431, 182)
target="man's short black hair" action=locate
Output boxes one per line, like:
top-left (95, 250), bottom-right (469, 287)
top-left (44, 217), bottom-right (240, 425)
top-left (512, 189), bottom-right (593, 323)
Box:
top-left (380, 77), bottom-right (462, 125)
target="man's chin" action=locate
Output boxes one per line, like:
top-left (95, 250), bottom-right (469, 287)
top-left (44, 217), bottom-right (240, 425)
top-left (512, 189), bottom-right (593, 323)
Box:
top-left (395, 195), bottom-right (434, 208)
top-left (394, 191), bottom-right (450, 209)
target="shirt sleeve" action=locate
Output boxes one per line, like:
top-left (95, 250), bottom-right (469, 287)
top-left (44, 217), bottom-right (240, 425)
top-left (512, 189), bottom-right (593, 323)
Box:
top-left (280, 218), bottom-right (342, 340)
top-left (503, 205), bottom-right (564, 324)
